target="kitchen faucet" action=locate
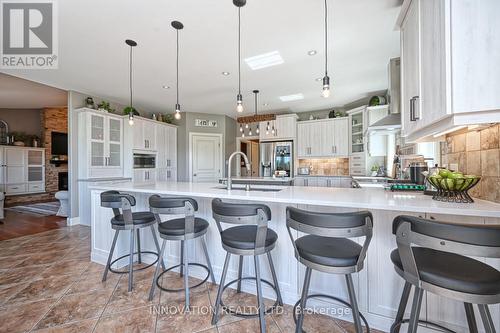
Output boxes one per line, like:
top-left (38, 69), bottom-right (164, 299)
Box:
top-left (227, 151), bottom-right (250, 190)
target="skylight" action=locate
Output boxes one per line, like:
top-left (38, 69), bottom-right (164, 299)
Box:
top-left (244, 51), bottom-right (284, 70)
top-left (279, 93), bottom-right (304, 102)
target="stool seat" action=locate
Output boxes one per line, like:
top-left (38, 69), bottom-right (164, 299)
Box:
top-left (111, 211), bottom-right (156, 226)
top-left (391, 248), bottom-right (500, 295)
top-left (296, 235), bottom-right (361, 267)
top-left (221, 225), bottom-right (278, 250)
top-left (158, 217), bottom-right (209, 236)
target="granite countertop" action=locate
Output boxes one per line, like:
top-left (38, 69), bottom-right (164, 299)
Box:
top-left (89, 181), bottom-right (500, 218)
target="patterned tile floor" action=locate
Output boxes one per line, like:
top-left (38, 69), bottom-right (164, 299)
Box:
top-left (0, 226), bottom-right (381, 333)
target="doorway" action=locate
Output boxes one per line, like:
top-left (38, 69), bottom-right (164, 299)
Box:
top-left (237, 137), bottom-right (260, 177)
top-left (189, 133), bottom-right (223, 183)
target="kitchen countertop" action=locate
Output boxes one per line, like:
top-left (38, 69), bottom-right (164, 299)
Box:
top-left (219, 176), bottom-right (293, 182)
top-left (89, 181), bottom-right (500, 218)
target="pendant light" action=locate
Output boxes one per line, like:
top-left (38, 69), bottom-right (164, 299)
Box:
top-left (172, 21), bottom-right (184, 120)
top-left (125, 39), bottom-right (137, 125)
top-left (234, 0), bottom-right (246, 113)
top-left (253, 90), bottom-right (260, 134)
top-left (322, 0), bottom-right (331, 98)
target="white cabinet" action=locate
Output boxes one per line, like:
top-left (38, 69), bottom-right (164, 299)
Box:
top-left (259, 114), bottom-right (297, 142)
top-left (133, 169), bottom-right (156, 184)
top-left (153, 123), bottom-right (177, 182)
top-left (78, 109), bottom-right (124, 179)
top-left (132, 118), bottom-right (157, 151)
top-left (1, 146), bottom-right (45, 195)
top-left (297, 118), bottom-right (349, 159)
top-left (398, 0), bottom-right (500, 142)
top-left (294, 176), bottom-right (353, 188)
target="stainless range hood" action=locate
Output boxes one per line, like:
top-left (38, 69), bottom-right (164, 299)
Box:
top-left (368, 58), bottom-right (401, 132)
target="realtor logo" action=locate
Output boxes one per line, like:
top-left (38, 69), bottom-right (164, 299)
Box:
top-left (1, 0), bottom-right (58, 69)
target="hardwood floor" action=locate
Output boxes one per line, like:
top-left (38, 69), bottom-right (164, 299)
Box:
top-left (0, 210), bottom-right (67, 241)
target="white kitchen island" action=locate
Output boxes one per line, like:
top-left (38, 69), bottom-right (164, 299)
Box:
top-left (89, 181), bottom-right (500, 332)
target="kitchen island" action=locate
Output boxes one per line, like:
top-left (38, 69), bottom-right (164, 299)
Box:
top-left (89, 181), bottom-right (500, 332)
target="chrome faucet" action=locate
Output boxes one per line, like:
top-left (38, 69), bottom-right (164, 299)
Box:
top-left (227, 151), bottom-right (250, 190)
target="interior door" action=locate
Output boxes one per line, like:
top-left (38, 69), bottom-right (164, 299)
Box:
top-left (191, 134), bottom-right (222, 183)
top-left (250, 141), bottom-right (259, 177)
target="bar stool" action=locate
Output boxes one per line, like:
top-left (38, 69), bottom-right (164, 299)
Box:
top-left (286, 207), bottom-right (373, 333)
top-left (391, 215), bottom-right (500, 333)
top-left (100, 190), bottom-right (163, 292)
top-left (148, 195), bottom-right (215, 310)
top-left (211, 198), bottom-right (283, 333)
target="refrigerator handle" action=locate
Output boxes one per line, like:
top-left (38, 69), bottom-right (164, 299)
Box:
top-left (271, 143), bottom-right (276, 177)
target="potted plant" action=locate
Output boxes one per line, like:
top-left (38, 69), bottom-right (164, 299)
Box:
top-left (123, 106), bottom-right (140, 116)
top-left (85, 97), bottom-right (95, 109)
top-left (97, 101), bottom-right (114, 113)
top-left (162, 114), bottom-right (174, 124)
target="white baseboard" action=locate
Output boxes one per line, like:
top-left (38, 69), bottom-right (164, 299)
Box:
top-left (67, 216), bottom-right (80, 226)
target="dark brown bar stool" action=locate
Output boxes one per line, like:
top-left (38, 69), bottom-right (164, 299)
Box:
top-left (391, 215), bottom-right (500, 333)
top-left (286, 207), bottom-right (373, 333)
top-left (100, 190), bottom-right (163, 292)
top-left (211, 198), bottom-right (283, 333)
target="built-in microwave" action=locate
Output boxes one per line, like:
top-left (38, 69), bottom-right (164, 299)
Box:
top-left (133, 153), bottom-right (156, 169)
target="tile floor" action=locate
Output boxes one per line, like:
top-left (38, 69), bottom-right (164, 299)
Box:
top-left (0, 226), bottom-right (380, 333)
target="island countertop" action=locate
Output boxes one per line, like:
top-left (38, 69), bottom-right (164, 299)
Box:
top-left (89, 181), bottom-right (500, 218)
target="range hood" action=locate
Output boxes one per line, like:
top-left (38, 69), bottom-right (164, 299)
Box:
top-left (368, 58), bottom-right (401, 132)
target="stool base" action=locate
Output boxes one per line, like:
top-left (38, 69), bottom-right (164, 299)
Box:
top-left (293, 294), bottom-right (370, 333)
top-left (219, 276), bottom-right (282, 318)
top-left (390, 319), bottom-right (455, 333)
top-left (107, 251), bottom-right (159, 275)
top-left (156, 263), bottom-right (211, 293)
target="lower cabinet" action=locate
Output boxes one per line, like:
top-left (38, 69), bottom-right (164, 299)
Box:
top-left (2, 146), bottom-right (45, 196)
top-left (294, 177), bottom-right (352, 188)
top-left (133, 169), bottom-right (156, 184)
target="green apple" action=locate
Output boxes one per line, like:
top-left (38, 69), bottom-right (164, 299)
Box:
top-left (439, 169), bottom-right (452, 178)
top-left (449, 172), bottom-right (464, 180)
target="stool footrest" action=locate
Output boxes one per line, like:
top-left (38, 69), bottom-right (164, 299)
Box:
top-left (293, 294), bottom-right (370, 333)
top-left (108, 251), bottom-right (159, 274)
top-left (390, 319), bottom-right (455, 333)
top-left (156, 263), bottom-right (210, 293)
top-left (219, 276), bottom-right (281, 318)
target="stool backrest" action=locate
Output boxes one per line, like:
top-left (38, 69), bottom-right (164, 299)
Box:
top-left (212, 198), bottom-right (271, 251)
top-left (149, 195), bottom-right (198, 235)
top-left (286, 207), bottom-right (373, 271)
top-left (393, 215), bottom-right (500, 284)
top-left (100, 190), bottom-right (136, 224)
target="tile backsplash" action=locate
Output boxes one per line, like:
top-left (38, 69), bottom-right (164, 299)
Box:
top-left (298, 158), bottom-right (350, 176)
top-left (441, 124), bottom-right (500, 203)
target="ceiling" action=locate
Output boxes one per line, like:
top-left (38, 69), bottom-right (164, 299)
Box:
top-left (0, 73), bottom-right (67, 109)
top-left (0, 0), bottom-right (401, 118)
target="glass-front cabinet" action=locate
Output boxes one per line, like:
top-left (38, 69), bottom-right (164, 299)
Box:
top-left (80, 110), bottom-right (123, 178)
top-left (350, 111), bottom-right (364, 154)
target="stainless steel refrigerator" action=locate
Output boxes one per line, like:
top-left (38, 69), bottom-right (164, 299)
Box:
top-left (259, 141), bottom-right (293, 177)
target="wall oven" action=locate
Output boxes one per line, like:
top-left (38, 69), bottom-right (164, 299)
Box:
top-left (133, 153), bottom-right (156, 169)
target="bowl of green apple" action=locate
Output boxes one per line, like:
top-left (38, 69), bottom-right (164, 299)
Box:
top-left (428, 169), bottom-right (481, 203)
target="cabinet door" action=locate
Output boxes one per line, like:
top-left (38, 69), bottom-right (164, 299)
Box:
top-left (350, 112), bottom-right (365, 154)
top-left (107, 117), bottom-right (122, 167)
top-left (297, 123), bottom-right (310, 157)
top-left (334, 118), bottom-right (349, 157)
top-left (166, 127), bottom-right (177, 168)
top-left (90, 114), bottom-right (106, 167)
top-left (323, 121), bottom-right (336, 157)
top-left (27, 150), bottom-right (44, 166)
top-left (275, 115), bottom-right (296, 139)
top-left (5, 148), bottom-right (25, 166)
top-left (310, 122), bottom-right (324, 157)
top-left (156, 125), bottom-right (166, 168)
top-left (132, 119), bottom-right (145, 150)
top-left (401, 0), bottom-right (421, 136)
top-left (143, 121), bottom-right (156, 151)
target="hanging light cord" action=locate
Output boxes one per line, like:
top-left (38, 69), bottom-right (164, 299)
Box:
top-left (324, 0), bottom-right (328, 76)
top-left (176, 29), bottom-right (180, 105)
top-left (238, 7), bottom-right (242, 95)
top-left (254, 92), bottom-right (258, 115)
top-left (129, 45), bottom-right (133, 107)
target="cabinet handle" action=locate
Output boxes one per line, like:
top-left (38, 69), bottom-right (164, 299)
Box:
top-left (304, 179), bottom-right (308, 186)
top-left (327, 179), bottom-right (331, 187)
top-left (410, 96), bottom-right (420, 121)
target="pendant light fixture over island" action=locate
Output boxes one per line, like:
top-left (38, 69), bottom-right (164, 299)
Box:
top-left (172, 20), bottom-right (184, 120)
top-left (322, 0), bottom-right (331, 98)
top-left (125, 39), bottom-right (137, 125)
top-left (234, 0), bottom-right (246, 113)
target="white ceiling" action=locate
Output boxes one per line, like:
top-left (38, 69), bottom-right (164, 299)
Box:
top-left (0, 73), bottom-right (67, 109)
top-left (0, 0), bottom-right (401, 118)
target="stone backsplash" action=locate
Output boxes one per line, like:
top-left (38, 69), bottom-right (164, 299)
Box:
top-left (440, 124), bottom-right (500, 203)
top-left (298, 158), bottom-right (350, 176)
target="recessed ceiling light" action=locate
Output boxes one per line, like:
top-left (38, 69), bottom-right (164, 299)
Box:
top-left (221, 71), bottom-right (230, 76)
top-left (162, 85), bottom-right (170, 89)
top-left (308, 50), bottom-right (317, 56)
top-left (315, 77), bottom-right (322, 82)
top-left (279, 93), bottom-right (304, 102)
top-left (245, 51), bottom-right (284, 70)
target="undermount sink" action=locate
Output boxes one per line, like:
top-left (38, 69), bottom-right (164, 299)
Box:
top-left (211, 186), bottom-right (283, 192)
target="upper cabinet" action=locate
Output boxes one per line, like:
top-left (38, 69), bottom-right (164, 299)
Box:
top-left (78, 108), bottom-right (124, 179)
top-left (259, 114), bottom-right (297, 141)
top-left (398, 0), bottom-right (500, 142)
top-left (132, 118), bottom-right (157, 151)
top-left (297, 118), bottom-right (349, 159)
